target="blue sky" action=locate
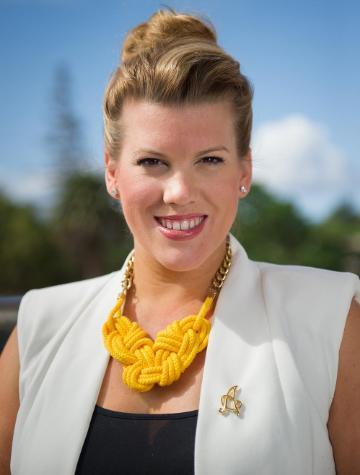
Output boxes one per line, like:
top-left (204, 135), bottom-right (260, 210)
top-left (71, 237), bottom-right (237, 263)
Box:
top-left (1, 0), bottom-right (359, 220)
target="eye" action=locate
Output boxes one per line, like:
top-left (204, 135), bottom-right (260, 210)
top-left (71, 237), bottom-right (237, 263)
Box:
top-left (136, 158), bottom-right (166, 167)
top-left (199, 156), bottom-right (224, 165)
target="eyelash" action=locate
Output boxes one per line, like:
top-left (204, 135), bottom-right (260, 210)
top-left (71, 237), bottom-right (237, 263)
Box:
top-left (136, 156), bottom-right (224, 167)
top-left (200, 156), bottom-right (224, 165)
top-left (136, 158), bottom-right (163, 167)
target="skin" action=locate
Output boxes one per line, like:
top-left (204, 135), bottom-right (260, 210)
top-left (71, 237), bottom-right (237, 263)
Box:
top-left (327, 297), bottom-right (360, 473)
top-left (105, 100), bottom-right (252, 329)
top-left (0, 100), bottom-right (359, 473)
top-left (0, 328), bottom-right (19, 475)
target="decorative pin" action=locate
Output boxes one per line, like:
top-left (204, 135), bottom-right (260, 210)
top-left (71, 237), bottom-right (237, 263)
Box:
top-left (219, 385), bottom-right (243, 416)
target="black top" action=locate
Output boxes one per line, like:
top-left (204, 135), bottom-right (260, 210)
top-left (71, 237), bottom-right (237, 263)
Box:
top-left (75, 405), bottom-right (198, 475)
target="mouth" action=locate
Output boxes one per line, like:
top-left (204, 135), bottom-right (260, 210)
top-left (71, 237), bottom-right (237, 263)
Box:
top-left (155, 214), bottom-right (207, 231)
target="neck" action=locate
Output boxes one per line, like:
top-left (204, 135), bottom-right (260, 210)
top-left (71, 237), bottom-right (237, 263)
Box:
top-left (131, 239), bottom-right (227, 305)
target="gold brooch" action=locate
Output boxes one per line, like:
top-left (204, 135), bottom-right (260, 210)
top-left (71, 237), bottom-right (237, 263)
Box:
top-left (219, 385), bottom-right (242, 416)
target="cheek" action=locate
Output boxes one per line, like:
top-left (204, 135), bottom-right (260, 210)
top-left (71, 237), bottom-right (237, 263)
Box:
top-left (208, 175), bottom-right (240, 221)
top-left (118, 175), bottom-right (162, 213)
top-left (211, 174), bottom-right (241, 200)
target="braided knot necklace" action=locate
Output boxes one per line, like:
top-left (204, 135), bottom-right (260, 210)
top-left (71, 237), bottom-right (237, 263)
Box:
top-left (102, 236), bottom-right (232, 392)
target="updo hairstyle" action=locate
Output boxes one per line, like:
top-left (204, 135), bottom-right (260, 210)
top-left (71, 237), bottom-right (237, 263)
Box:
top-left (104, 9), bottom-right (253, 160)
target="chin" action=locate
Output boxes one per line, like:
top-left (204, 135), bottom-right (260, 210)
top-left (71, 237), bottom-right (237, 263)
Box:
top-left (154, 246), bottom-right (209, 273)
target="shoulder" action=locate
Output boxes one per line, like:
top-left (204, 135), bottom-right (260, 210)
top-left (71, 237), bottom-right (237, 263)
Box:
top-left (254, 260), bottom-right (360, 352)
top-left (19, 271), bottom-right (118, 317)
top-left (257, 259), bottom-right (359, 290)
top-left (16, 272), bottom-right (119, 361)
top-left (230, 233), bottom-right (360, 331)
top-left (256, 260), bottom-right (359, 316)
top-left (22, 272), bottom-right (117, 304)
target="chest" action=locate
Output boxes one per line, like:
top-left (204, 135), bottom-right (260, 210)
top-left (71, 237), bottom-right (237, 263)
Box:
top-left (96, 350), bottom-right (207, 414)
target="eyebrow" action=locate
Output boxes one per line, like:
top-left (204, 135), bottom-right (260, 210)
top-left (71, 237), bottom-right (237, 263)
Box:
top-left (134, 146), bottom-right (230, 158)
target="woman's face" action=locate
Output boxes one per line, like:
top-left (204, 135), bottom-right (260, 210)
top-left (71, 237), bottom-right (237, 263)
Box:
top-left (105, 99), bottom-right (251, 272)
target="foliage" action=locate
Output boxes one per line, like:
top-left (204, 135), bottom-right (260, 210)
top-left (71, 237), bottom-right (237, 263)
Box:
top-left (0, 193), bottom-right (64, 293)
top-left (232, 185), bottom-right (359, 273)
top-left (50, 172), bottom-right (132, 280)
top-left (232, 185), bottom-right (310, 265)
top-left (1, 180), bottom-right (358, 294)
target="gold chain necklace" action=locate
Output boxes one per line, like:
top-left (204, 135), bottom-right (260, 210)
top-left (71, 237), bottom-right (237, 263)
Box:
top-left (102, 236), bottom-right (232, 392)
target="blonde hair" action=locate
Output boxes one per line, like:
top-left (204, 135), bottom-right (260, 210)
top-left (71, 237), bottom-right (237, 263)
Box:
top-left (104, 9), bottom-right (253, 160)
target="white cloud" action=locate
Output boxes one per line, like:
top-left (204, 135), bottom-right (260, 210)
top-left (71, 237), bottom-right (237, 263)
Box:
top-left (252, 115), bottom-right (358, 220)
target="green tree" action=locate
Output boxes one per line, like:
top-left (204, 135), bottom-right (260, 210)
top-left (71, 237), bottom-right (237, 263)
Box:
top-left (0, 193), bottom-right (65, 293)
top-left (232, 185), bottom-right (359, 272)
top-left (232, 184), bottom-right (311, 265)
top-left (50, 172), bottom-right (132, 280)
top-left (314, 203), bottom-right (360, 273)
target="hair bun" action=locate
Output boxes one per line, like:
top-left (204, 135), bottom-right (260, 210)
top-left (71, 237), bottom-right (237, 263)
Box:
top-left (121, 9), bottom-right (217, 63)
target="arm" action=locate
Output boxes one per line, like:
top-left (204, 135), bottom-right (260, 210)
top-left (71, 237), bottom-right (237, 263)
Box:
top-left (328, 298), bottom-right (360, 474)
top-left (0, 327), bottom-right (20, 475)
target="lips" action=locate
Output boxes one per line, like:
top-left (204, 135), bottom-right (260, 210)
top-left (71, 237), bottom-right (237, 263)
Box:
top-left (154, 214), bottom-right (208, 240)
top-left (156, 215), bottom-right (206, 231)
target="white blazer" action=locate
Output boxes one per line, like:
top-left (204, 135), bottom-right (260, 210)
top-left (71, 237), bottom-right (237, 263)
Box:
top-left (11, 235), bottom-right (360, 474)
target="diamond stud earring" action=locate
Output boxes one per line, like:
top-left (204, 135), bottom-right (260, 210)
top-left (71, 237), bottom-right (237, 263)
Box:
top-left (240, 185), bottom-right (247, 193)
top-left (111, 187), bottom-right (119, 198)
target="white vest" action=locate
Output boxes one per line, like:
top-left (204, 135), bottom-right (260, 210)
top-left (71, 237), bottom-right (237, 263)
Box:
top-left (11, 235), bottom-right (360, 474)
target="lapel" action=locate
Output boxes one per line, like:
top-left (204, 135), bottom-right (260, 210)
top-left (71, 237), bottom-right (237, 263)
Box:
top-left (194, 235), bottom-right (315, 474)
top-left (195, 235), bottom-right (272, 474)
top-left (14, 263), bottom-right (128, 474)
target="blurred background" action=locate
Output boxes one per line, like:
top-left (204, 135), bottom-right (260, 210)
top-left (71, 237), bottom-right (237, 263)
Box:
top-left (1, 0), bottom-right (359, 350)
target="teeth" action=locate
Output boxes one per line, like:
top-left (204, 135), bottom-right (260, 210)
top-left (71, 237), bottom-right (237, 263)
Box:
top-left (180, 220), bottom-right (189, 230)
top-left (159, 216), bottom-right (205, 230)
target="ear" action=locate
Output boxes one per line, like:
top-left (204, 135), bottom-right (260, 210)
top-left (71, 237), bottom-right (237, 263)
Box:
top-left (238, 148), bottom-right (252, 199)
top-left (104, 151), bottom-right (120, 199)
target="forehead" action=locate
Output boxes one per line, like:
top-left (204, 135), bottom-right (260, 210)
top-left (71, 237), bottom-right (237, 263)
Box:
top-left (120, 100), bottom-right (236, 152)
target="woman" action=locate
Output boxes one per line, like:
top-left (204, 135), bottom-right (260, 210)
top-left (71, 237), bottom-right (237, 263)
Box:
top-left (1, 9), bottom-right (360, 475)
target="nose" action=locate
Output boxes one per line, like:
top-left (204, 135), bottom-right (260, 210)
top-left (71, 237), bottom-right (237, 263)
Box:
top-left (162, 171), bottom-right (196, 206)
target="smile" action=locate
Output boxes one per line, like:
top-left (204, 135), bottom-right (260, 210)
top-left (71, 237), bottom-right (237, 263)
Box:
top-left (156, 215), bottom-right (206, 231)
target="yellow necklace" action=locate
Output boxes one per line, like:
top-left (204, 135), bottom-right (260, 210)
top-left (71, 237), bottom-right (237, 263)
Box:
top-left (102, 237), bottom-right (232, 392)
